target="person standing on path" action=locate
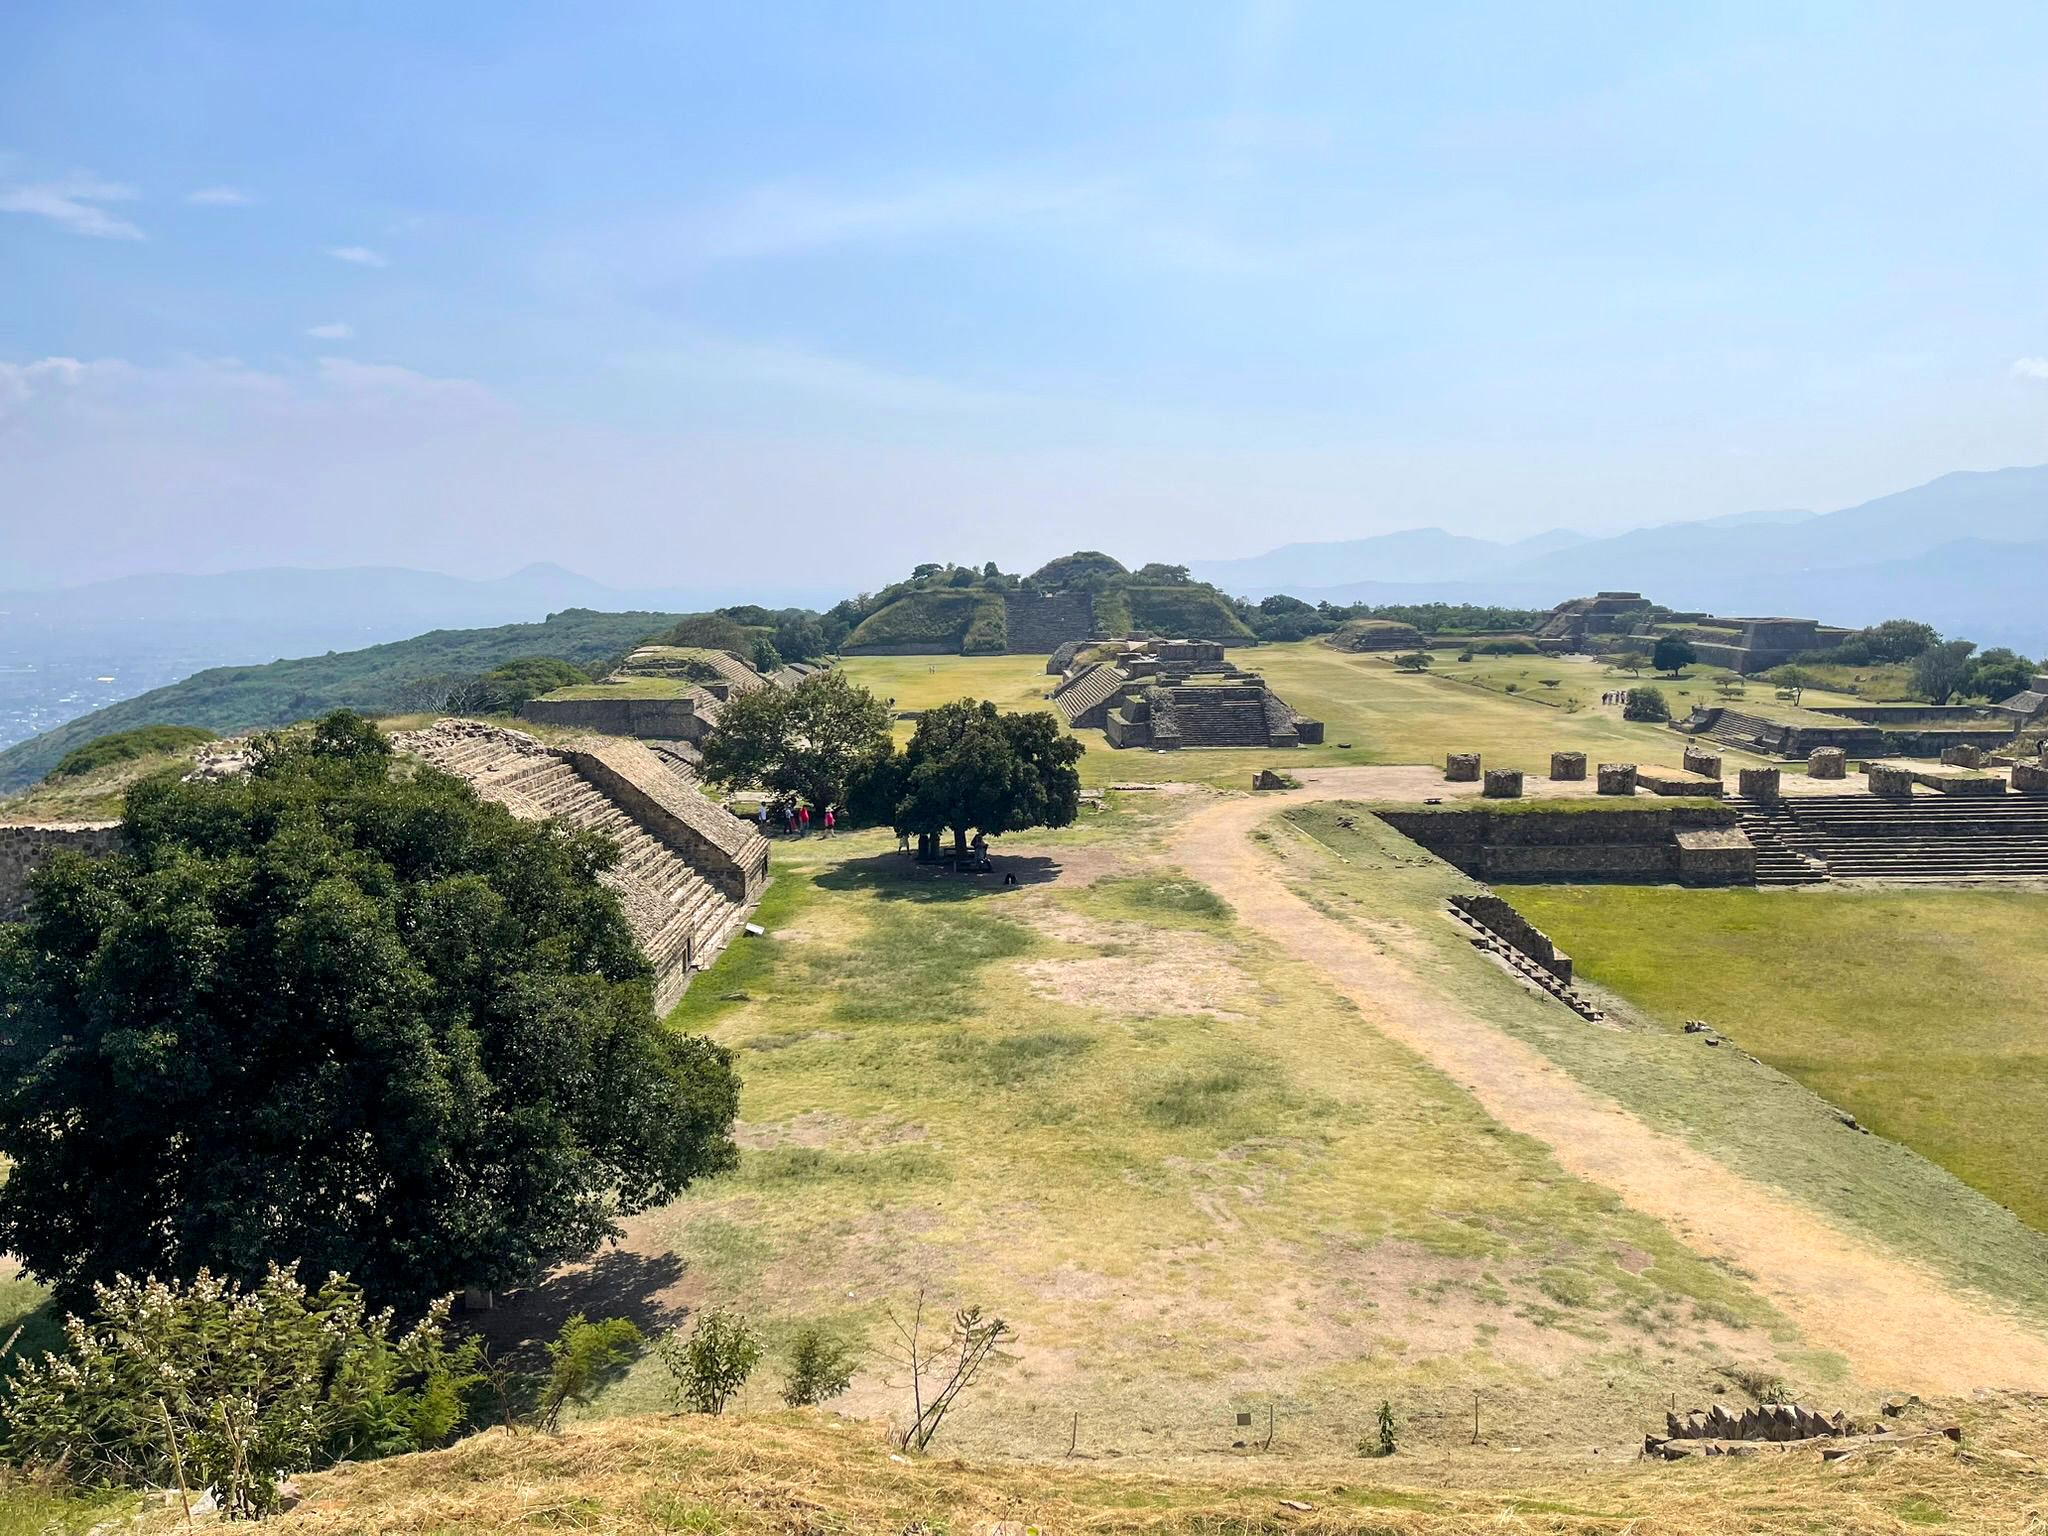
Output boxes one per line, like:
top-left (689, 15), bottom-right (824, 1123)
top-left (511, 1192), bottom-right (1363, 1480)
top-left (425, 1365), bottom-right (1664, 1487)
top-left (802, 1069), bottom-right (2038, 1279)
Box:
top-left (798, 803), bottom-right (811, 837)
top-left (822, 807), bottom-right (836, 838)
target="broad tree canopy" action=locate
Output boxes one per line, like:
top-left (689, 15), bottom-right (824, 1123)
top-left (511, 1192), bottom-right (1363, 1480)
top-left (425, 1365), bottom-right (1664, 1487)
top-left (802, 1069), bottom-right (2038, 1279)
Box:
top-left (697, 670), bottom-right (893, 812)
top-left (0, 711), bottom-right (739, 1317)
top-left (888, 699), bottom-right (1083, 856)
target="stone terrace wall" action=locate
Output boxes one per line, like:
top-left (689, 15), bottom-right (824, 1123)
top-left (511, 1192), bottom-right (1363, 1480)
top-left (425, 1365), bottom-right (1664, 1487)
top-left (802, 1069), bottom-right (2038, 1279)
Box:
top-left (1451, 892), bottom-right (1571, 980)
top-left (520, 696), bottom-right (707, 740)
top-left (565, 738), bottom-right (769, 904)
top-left (1378, 804), bottom-right (1741, 883)
top-left (0, 822), bottom-right (124, 919)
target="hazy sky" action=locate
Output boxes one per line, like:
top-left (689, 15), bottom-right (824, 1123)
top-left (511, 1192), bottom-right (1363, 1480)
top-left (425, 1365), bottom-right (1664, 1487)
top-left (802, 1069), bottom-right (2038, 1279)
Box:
top-left (4, 1), bottom-right (2047, 590)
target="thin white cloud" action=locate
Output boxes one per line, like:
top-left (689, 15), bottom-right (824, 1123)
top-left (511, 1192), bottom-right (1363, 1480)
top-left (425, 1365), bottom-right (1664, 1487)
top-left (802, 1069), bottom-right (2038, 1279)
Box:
top-left (305, 322), bottom-right (354, 341)
top-left (186, 185), bottom-right (255, 206)
top-left (0, 174), bottom-right (144, 239)
top-left (689, 175), bottom-right (1113, 263)
top-left (2013, 357), bottom-right (2048, 381)
top-left (327, 245), bottom-right (388, 267)
top-left (614, 336), bottom-right (1025, 413)
top-left (316, 356), bottom-right (498, 407)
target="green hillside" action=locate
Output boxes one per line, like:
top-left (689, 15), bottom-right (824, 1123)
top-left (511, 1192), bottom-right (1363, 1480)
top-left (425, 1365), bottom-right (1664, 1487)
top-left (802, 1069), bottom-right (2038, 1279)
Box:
top-left (842, 589), bottom-right (1005, 653)
top-left (0, 608), bottom-right (681, 791)
top-left (1120, 583), bottom-right (1254, 640)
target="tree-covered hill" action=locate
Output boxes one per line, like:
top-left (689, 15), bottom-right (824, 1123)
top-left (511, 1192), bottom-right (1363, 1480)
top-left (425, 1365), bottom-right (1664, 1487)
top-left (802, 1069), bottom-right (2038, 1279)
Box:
top-left (0, 608), bottom-right (682, 791)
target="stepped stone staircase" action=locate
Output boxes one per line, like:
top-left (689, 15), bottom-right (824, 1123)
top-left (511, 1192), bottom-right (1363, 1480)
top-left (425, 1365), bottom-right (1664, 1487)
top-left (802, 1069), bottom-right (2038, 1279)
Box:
top-left (1688, 708), bottom-right (1796, 757)
top-left (1052, 662), bottom-right (1129, 727)
top-left (1002, 591), bottom-right (1098, 655)
top-left (397, 721), bottom-right (766, 1010)
top-left (1730, 789), bottom-right (2048, 883)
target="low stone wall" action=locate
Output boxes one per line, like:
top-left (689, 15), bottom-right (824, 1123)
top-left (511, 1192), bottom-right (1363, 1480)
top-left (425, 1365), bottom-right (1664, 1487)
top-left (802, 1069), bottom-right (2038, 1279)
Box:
top-left (1809, 747), bottom-right (1847, 780)
top-left (521, 696), bottom-right (706, 740)
top-left (1941, 745), bottom-right (1990, 768)
top-left (1638, 767), bottom-right (1725, 798)
top-left (1550, 751), bottom-right (1587, 781)
top-left (1451, 892), bottom-right (1571, 980)
top-left (1597, 763), bottom-right (1637, 795)
top-left (2013, 760), bottom-right (2048, 793)
top-left (1377, 803), bottom-right (1740, 883)
top-left (0, 822), bottom-right (123, 919)
top-left (1445, 752), bottom-right (1481, 782)
top-left (1867, 764), bottom-right (1916, 799)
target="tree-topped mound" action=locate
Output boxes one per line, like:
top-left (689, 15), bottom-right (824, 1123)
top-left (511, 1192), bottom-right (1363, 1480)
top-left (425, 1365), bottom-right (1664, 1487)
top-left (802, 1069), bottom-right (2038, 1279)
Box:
top-left (841, 555), bottom-right (1251, 656)
top-left (1028, 550), bottom-right (1128, 587)
top-left (1325, 618), bottom-right (1426, 653)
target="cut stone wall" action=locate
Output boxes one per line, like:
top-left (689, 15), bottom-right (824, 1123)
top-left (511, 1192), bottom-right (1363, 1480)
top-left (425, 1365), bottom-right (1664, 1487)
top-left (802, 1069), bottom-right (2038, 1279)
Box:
top-left (1681, 746), bottom-right (1723, 779)
top-left (1867, 764), bottom-right (1916, 799)
top-left (1675, 827), bottom-right (1756, 886)
top-left (1377, 803), bottom-right (1740, 883)
top-left (1482, 768), bottom-right (1523, 798)
top-left (520, 696), bottom-right (707, 740)
top-left (0, 822), bottom-right (123, 919)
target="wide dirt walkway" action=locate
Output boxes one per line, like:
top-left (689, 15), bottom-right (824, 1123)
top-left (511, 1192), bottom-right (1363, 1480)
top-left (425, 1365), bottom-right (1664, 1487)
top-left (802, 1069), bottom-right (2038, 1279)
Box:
top-left (1172, 773), bottom-right (2048, 1396)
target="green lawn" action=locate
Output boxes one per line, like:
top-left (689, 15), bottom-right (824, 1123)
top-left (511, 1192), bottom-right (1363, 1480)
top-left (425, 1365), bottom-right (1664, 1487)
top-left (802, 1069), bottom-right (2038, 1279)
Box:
top-left (1510, 885), bottom-right (2048, 1231)
top-left (842, 643), bottom-right (1771, 789)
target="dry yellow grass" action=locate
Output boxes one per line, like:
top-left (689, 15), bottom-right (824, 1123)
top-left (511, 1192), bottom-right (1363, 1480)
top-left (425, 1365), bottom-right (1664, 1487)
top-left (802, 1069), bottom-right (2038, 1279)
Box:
top-left (245, 1397), bottom-right (2048, 1535)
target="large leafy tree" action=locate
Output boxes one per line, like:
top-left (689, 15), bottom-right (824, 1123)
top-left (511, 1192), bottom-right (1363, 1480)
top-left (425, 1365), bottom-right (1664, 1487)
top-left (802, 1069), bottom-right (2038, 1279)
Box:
top-left (697, 670), bottom-right (892, 812)
top-left (0, 712), bottom-right (739, 1317)
top-left (1911, 639), bottom-right (1977, 704)
top-left (888, 700), bottom-right (1083, 860)
top-left (1651, 636), bottom-right (1697, 675)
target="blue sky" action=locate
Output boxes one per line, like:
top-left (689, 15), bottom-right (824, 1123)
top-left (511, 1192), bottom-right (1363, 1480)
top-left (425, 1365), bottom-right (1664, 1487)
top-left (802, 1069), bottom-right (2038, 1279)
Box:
top-left (3, 1), bottom-right (2046, 588)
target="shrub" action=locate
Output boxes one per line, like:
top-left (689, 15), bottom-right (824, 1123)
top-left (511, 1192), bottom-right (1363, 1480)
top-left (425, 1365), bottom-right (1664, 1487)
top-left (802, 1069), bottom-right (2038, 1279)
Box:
top-left (537, 1314), bottom-right (644, 1433)
top-left (780, 1326), bottom-right (859, 1407)
top-left (46, 725), bottom-right (215, 781)
top-left (1, 1266), bottom-right (475, 1518)
top-left (659, 1308), bottom-right (762, 1415)
top-left (1623, 686), bottom-right (1671, 722)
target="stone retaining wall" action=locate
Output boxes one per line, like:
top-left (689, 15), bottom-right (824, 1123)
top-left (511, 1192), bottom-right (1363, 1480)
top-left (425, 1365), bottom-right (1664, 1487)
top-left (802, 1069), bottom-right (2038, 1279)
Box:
top-left (0, 822), bottom-right (124, 919)
top-left (1451, 892), bottom-right (1571, 980)
top-left (520, 696), bottom-right (707, 739)
top-left (1377, 803), bottom-right (1741, 883)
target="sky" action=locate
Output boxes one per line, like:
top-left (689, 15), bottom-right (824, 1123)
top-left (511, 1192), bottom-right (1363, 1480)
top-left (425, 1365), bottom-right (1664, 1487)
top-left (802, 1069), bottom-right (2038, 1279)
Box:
top-left (3, 0), bottom-right (2047, 591)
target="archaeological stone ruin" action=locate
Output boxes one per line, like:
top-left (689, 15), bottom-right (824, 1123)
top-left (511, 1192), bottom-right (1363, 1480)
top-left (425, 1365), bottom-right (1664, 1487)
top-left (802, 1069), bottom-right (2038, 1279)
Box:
top-left (1050, 638), bottom-right (1322, 749)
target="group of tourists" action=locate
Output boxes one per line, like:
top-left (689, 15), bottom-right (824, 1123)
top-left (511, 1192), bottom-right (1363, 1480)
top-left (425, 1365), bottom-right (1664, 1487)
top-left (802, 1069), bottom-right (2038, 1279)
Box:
top-left (756, 798), bottom-right (836, 837)
top-left (1600, 689), bottom-right (1635, 706)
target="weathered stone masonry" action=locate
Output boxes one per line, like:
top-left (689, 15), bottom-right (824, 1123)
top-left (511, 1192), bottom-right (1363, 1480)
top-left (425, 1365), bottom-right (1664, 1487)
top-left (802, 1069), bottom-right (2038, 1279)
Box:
top-left (0, 822), bottom-right (123, 919)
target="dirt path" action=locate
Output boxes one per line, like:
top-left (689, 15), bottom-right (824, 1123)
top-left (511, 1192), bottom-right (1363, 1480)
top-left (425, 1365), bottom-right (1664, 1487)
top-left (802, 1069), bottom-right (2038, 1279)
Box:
top-left (1173, 778), bottom-right (2048, 1395)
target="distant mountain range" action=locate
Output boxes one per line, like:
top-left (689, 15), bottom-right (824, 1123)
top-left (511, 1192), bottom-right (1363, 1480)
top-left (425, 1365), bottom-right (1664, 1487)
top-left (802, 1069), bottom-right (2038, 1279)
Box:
top-left (1190, 464), bottom-right (2048, 656)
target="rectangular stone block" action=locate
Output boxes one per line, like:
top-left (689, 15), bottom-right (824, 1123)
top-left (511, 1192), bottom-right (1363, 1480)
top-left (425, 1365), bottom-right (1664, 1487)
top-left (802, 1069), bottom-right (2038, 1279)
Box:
top-left (1681, 747), bottom-right (1723, 779)
top-left (1549, 751), bottom-right (1587, 781)
top-left (2012, 760), bottom-right (2048, 793)
top-left (1596, 763), bottom-right (1638, 796)
top-left (1867, 763), bottom-right (1916, 799)
top-left (1941, 744), bottom-right (1989, 769)
top-left (1445, 752), bottom-right (1482, 782)
top-left (1808, 747), bottom-right (1847, 780)
top-left (1482, 768), bottom-right (1524, 799)
top-left (1736, 766), bottom-right (1780, 802)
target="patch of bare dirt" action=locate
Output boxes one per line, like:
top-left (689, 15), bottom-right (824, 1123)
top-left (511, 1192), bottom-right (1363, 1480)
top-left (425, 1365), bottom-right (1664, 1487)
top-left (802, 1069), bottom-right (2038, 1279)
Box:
top-left (1172, 785), bottom-right (2048, 1397)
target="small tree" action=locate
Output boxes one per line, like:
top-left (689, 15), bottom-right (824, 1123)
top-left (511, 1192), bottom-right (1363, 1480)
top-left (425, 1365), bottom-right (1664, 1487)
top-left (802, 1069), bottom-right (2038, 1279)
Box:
top-left (1623, 686), bottom-right (1671, 722)
top-left (1614, 650), bottom-right (1648, 677)
top-left (1912, 639), bottom-right (1978, 704)
top-left (780, 1325), bottom-right (859, 1408)
top-left (1377, 1400), bottom-right (1397, 1456)
top-left (1770, 665), bottom-right (1816, 705)
top-left (698, 671), bottom-right (893, 815)
top-left (750, 636), bottom-right (784, 674)
top-left (1392, 651), bottom-right (1432, 672)
top-left (537, 1314), bottom-right (644, 1433)
top-left (658, 1308), bottom-right (762, 1415)
top-left (885, 1290), bottom-right (1015, 1453)
top-left (1652, 637), bottom-right (1696, 675)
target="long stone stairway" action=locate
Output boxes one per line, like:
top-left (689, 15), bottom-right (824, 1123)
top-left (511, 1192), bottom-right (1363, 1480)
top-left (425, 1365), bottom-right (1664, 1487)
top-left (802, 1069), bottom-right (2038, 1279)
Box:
top-left (1002, 591), bottom-right (1097, 654)
top-left (1172, 692), bottom-right (1275, 747)
top-left (1726, 796), bottom-right (1830, 886)
top-left (399, 723), bottom-right (753, 1008)
top-left (1735, 791), bottom-right (2048, 883)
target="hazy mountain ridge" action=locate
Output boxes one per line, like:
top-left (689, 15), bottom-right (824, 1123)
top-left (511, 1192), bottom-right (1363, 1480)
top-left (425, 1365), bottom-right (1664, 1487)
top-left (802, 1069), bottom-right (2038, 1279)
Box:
top-left (1199, 464), bottom-right (2048, 654)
